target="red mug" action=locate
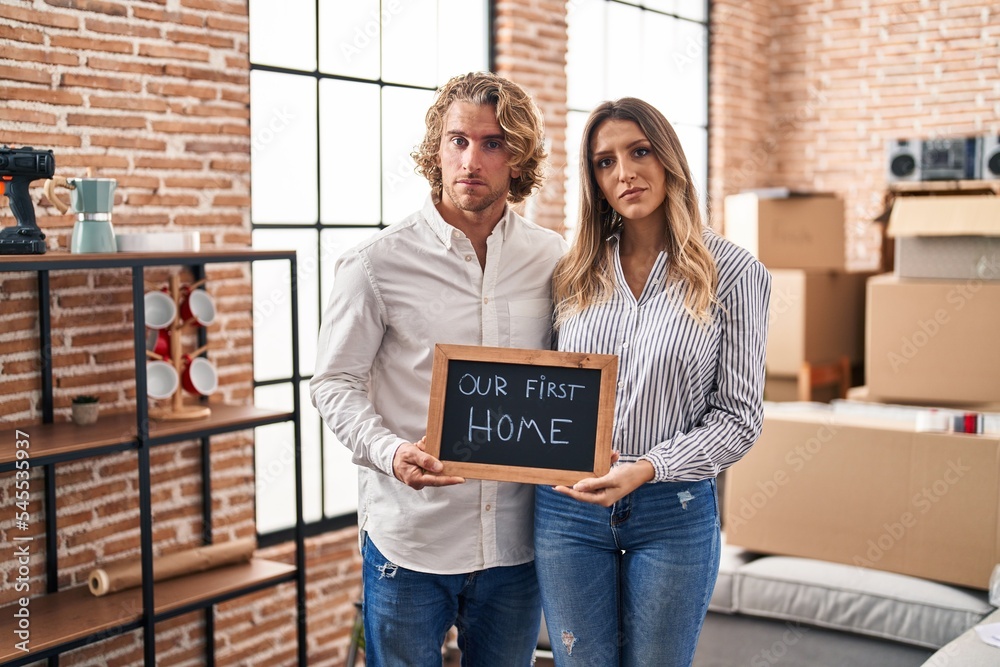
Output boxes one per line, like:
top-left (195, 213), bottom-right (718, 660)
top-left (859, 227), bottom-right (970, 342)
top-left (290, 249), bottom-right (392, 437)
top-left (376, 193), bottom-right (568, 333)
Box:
top-left (145, 328), bottom-right (171, 360)
top-left (181, 355), bottom-right (218, 396)
top-left (179, 287), bottom-right (216, 327)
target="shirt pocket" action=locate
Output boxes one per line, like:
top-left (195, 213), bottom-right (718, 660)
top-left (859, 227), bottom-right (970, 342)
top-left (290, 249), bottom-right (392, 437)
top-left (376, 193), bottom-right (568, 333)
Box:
top-left (508, 298), bottom-right (554, 349)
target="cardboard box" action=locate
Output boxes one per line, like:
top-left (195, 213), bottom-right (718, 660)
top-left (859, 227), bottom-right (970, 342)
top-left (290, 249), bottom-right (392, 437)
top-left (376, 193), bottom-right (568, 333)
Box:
top-left (724, 193), bottom-right (846, 270)
top-left (888, 196), bottom-right (1000, 281)
top-left (766, 269), bottom-right (869, 376)
top-left (866, 274), bottom-right (1000, 405)
top-left (724, 411), bottom-right (1000, 589)
top-left (764, 375), bottom-right (839, 403)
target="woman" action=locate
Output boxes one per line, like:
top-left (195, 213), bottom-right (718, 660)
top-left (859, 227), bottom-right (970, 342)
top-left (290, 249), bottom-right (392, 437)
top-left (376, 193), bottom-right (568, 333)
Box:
top-left (534, 98), bottom-right (771, 666)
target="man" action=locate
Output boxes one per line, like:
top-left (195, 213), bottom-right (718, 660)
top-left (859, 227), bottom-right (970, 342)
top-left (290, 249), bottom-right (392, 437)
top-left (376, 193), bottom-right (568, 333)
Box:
top-left (310, 72), bottom-right (567, 666)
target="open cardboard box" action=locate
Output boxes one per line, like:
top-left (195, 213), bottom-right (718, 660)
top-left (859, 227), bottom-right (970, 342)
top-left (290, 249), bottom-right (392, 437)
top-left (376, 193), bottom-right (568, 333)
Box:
top-left (725, 410), bottom-right (1000, 590)
top-left (887, 196), bottom-right (1000, 281)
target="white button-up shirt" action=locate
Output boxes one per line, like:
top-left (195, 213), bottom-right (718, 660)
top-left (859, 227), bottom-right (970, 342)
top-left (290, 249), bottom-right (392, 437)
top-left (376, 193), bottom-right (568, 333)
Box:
top-left (310, 196), bottom-right (567, 574)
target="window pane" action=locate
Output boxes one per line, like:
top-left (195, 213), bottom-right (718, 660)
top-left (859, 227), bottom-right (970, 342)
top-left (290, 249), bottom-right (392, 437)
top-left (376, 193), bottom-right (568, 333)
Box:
top-left (382, 0), bottom-right (437, 87)
top-left (318, 0), bottom-right (381, 79)
top-left (323, 424), bottom-right (359, 517)
top-left (437, 0), bottom-right (488, 82)
top-left (251, 253), bottom-right (292, 382)
top-left (248, 0), bottom-right (316, 71)
top-left (662, 19), bottom-right (708, 126)
top-left (606, 3), bottom-right (643, 101)
top-left (381, 87), bottom-right (435, 223)
top-left (674, 123), bottom-right (708, 214)
top-left (566, 0), bottom-right (606, 111)
top-left (250, 71), bottom-right (317, 224)
top-left (320, 81), bottom-right (381, 224)
top-left (253, 229), bottom-right (319, 376)
top-left (254, 384), bottom-right (323, 534)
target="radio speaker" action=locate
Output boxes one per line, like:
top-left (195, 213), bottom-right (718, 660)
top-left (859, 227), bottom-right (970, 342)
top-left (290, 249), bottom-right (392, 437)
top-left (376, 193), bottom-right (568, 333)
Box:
top-left (982, 134), bottom-right (1000, 181)
top-left (886, 139), bottom-right (921, 183)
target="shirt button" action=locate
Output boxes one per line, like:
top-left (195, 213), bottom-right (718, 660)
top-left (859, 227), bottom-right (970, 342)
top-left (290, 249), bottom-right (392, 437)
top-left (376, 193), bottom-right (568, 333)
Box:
top-left (621, 343), bottom-right (628, 350)
top-left (485, 504), bottom-right (492, 511)
top-left (452, 230), bottom-right (461, 238)
top-left (483, 297), bottom-right (489, 304)
top-left (618, 381), bottom-right (625, 388)
top-left (465, 255), bottom-right (473, 262)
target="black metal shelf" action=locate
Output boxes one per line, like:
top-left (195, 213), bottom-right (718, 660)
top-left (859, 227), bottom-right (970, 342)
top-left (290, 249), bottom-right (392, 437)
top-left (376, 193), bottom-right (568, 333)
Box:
top-left (0, 249), bottom-right (306, 666)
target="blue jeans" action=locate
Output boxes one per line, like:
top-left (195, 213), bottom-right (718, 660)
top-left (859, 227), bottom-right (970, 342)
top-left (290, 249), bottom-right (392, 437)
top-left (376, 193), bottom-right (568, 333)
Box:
top-left (534, 478), bottom-right (720, 667)
top-left (361, 533), bottom-right (541, 667)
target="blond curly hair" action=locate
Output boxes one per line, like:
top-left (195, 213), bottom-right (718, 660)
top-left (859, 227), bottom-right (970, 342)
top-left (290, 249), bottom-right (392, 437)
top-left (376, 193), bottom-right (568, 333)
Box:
top-left (412, 72), bottom-right (547, 204)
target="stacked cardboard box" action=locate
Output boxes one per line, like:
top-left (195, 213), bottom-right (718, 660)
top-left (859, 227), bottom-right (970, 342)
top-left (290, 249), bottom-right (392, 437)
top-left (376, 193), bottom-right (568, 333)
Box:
top-left (724, 192), bottom-right (869, 402)
top-left (866, 195), bottom-right (1000, 406)
top-left (724, 190), bottom-right (1000, 591)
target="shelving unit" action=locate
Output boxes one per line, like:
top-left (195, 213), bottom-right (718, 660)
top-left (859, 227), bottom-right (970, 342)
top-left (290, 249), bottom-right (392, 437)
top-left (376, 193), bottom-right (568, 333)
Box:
top-left (0, 249), bottom-right (305, 666)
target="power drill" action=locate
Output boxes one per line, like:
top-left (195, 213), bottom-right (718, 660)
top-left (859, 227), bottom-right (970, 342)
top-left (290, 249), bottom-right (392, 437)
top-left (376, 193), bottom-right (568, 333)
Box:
top-left (0, 145), bottom-right (55, 255)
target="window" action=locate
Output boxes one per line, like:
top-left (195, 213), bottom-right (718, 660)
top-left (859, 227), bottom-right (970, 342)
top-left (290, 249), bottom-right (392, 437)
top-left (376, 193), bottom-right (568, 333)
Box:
top-left (248, 1), bottom-right (492, 538)
top-left (564, 0), bottom-right (709, 232)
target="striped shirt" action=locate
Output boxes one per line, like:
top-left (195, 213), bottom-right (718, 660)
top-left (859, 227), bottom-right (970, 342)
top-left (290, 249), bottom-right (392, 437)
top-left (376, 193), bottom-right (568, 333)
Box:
top-left (557, 229), bottom-right (771, 482)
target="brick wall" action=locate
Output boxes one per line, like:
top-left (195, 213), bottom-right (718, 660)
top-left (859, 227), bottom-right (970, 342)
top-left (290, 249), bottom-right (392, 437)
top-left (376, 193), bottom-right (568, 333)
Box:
top-left (0, 0), bottom-right (292, 664)
top-left (710, 0), bottom-right (1000, 268)
top-left (495, 0), bottom-right (569, 233)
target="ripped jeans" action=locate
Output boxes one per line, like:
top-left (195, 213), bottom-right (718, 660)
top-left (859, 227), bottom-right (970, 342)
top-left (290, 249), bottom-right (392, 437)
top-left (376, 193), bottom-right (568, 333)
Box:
top-left (534, 478), bottom-right (720, 667)
top-left (360, 533), bottom-right (540, 667)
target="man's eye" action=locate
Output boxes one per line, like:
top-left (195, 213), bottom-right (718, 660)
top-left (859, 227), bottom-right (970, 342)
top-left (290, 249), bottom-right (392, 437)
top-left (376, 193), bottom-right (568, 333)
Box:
top-left (452, 137), bottom-right (467, 147)
top-left (486, 141), bottom-right (502, 150)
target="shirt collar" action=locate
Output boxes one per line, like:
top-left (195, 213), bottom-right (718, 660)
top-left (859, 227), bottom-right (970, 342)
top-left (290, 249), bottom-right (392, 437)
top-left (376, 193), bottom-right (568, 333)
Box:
top-left (421, 194), bottom-right (512, 249)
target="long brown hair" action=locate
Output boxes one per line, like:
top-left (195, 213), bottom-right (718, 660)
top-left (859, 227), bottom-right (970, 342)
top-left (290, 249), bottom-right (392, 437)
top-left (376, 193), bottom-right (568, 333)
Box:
top-left (554, 98), bottom-right (718, 326)
top-left (412, 72), bottom-right (547, 204)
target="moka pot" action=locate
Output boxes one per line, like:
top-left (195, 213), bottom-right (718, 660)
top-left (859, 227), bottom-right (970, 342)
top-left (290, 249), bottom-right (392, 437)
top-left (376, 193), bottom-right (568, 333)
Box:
top-left (43, 177), bottom-right (118, 253)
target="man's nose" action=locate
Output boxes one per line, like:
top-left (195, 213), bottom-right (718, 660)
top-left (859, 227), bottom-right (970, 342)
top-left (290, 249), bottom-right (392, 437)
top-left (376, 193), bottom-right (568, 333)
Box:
top-left (462, 144), bottom-right (483, 172)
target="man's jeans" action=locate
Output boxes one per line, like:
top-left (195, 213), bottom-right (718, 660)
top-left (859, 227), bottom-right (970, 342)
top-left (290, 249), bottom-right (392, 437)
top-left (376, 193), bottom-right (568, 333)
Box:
top-left (534, 478), bottom-right (721, 667)
top-left (361, 533), bottom-right (541, 666)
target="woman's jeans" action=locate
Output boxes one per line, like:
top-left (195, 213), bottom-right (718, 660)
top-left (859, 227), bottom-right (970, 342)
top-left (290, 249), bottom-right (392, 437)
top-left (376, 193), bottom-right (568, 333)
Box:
top-left (535, 478), bottom-right (721, 667)
top-left (361, 533), bottom-right (540, 667)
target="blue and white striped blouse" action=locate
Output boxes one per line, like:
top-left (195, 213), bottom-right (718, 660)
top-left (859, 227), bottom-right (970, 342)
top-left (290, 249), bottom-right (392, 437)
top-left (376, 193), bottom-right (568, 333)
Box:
top-left (557, 229), bottom-right (772, 482)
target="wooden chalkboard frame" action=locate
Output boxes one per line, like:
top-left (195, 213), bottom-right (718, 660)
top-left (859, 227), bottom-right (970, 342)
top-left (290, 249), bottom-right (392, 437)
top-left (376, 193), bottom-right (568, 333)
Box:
top-left (425, 344), bottom-right (618, 486)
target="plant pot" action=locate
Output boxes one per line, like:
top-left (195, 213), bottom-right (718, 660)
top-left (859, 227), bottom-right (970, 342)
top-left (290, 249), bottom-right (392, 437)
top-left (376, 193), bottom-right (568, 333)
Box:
top-left (72, 402), bottom-right (99, 426)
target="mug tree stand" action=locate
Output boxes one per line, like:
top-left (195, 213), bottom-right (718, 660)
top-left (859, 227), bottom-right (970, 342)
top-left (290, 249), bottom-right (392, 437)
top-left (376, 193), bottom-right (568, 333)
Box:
top-left (147, 273), bottom-right (212, 422)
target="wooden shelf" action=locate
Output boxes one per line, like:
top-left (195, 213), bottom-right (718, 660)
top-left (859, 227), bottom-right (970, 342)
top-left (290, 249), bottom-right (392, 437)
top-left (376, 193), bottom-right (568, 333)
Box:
top-left (0, 558), bottom-right (295, 663)
top-left (0, 405), bottom-right (293, 468)
top-left (0, 248), bottom-right (296, 272)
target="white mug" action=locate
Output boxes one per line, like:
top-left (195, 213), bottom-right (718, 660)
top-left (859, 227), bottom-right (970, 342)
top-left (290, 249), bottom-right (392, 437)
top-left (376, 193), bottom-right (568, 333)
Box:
top-left (147, 360), bottom-right (179, 400)
top-left (144, 290), bottom-right (176, 330)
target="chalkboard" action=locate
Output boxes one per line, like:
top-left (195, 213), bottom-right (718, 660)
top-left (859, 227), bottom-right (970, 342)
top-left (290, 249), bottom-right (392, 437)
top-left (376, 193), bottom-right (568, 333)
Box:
top-left (425, 344), bottom-right (618, 485)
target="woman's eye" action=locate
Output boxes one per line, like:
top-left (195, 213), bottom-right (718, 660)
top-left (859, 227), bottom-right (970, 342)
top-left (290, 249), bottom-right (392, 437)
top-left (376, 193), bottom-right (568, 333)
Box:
top-left (596, 158), bottom-right (612, 169)
top-left (634, 147), bottom-right (650, 158)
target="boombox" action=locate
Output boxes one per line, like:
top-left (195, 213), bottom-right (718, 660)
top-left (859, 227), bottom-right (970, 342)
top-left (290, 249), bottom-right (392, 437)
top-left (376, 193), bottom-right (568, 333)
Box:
top-left (982, 134), bottom-right (1000, 180)
top-left (886, 136), bottom-right (985, 182)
